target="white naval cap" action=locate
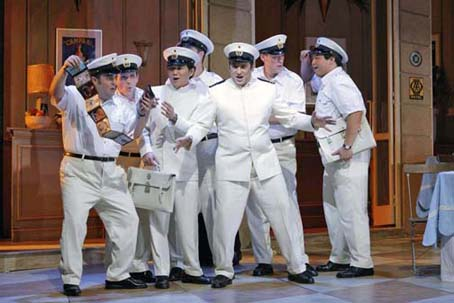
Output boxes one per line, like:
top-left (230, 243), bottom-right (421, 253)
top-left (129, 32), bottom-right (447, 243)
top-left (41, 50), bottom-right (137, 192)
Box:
top-left (115, 54), bottom-right (142, 72)
top-left (87, 53), bottom-right (118, 75)
top-left (223, 42), bottom-right (259, 63)
top-left (163, 46), bottom-right (200, 67)
top-left (313, 37), bottom-right (348, 64)
top-left (179, 29), bottom-right (214, 55)
top-left (255, 34), bottom-right (287, 55)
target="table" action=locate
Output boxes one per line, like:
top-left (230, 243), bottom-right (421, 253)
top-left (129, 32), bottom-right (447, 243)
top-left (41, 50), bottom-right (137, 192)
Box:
top-left (422, 171), bottom-right (454, 281)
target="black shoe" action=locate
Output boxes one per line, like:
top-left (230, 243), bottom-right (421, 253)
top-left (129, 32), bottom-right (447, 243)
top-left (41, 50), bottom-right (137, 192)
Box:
top-left (130, 270), bottom-right (156, 283)
top-left (336, 266), bottom-right (374, 278)
top-left (305, 263), bottom-right (318, 277)
top-left (63, 284), bottom-right (81, 296)
top-left (181, 273), bottom-right (212, 284)
top-left (316, 261), bottom-right (350, 272)
top-left (169, 267), bottom-right (184, 281)
top-left (105, 277), bottom-right (148, 289)
top-left (252, 263), bottom-right (274, 276)
top-left (232, 251), bottom-right (242, 266)
top-left (155, 275), bottom-right (170, 289)
top-left (211, 275), bottom-right (232, 288)
top-left (288, 271), bottom-right (315, 284)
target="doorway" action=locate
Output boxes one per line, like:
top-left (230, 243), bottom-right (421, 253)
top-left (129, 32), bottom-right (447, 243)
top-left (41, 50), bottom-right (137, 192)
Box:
top-left (0, 0), bottom-right (4, 238)
top-left (253, 0), bottom-right (396, 228)
top-left (369, 0), bottom-right (395, 227)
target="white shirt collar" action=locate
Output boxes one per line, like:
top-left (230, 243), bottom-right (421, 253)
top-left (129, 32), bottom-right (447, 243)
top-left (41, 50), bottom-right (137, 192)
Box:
top-left (227, 76), bottom-right (257, 89)
top-left (321, 66), bottom-right (343, 85)
top-left (255, 66), bottom-right (289, 84)
top-left (115, 87), bottom-right (140, 104)
top-left (166, 80), bottom-right (195, 92)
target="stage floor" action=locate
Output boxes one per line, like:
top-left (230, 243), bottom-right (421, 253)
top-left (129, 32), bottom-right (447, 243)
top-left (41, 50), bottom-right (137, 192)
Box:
top-left (0, 233), bottom-right (453, 302)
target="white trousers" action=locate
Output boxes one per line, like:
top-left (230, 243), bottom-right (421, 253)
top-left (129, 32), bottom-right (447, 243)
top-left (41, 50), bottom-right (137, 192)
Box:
top-left (323, 158), bottom-right (374, 268)
top-left (168, 209), bottom-right (184, 269)
top-left (196, 138), bottom-right (218, 251)
top-left (59, 156), bottom-right (139, 285)
top-left (130, 208), bottom-right (153, 273)
top-left (131, 181), bottom-right (204, 276)
top-left (105, 156), bottom-right (143, 271)
top-left (246, 138), bottom-right (309, 265)
top-left (214, 173), bottom-right (306, 279)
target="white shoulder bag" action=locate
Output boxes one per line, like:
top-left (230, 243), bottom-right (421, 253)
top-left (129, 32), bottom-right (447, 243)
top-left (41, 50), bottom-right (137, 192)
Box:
top-left (127, 167), bottom-right (176, 213)
top-left (314, 116), bottom-right (376, 163)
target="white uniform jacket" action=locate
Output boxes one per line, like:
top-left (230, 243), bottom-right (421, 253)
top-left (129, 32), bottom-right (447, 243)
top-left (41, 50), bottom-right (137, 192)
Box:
top-left (140, 81), bottom-right (212, 181)
top-left (252, 66), bottom-right (306, 139)
top-left (186, 77), bottom-right (314, 182)
top-left (113, 87), bottom-right (144, 114)
top-left (198, 69), bottom-right (223, 87)
top-left (114, 87), bottom-right (144, 154)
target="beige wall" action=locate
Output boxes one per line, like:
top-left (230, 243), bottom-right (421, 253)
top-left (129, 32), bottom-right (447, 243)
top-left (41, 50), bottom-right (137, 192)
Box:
top-left (397, 0), bottom-right (433, 229)
top-left (399, 0), bottom-right (433, 164)
top-left (205, 0), bottom-right (255, 79)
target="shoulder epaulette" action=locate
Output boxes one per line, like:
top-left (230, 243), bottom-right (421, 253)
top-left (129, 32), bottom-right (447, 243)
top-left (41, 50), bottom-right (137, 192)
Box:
top-left (258, 77), bottom-right (275, 84)
top-left (209, 79), bottom-right (226, 88)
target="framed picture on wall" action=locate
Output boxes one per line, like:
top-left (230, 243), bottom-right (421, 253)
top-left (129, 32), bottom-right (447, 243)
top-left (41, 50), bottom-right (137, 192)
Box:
top-left (56, 28), bottom-right (102, 71)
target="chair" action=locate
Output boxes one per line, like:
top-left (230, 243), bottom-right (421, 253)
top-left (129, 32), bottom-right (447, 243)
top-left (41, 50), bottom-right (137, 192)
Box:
top-left (403, 160), bottom-right (454, 273)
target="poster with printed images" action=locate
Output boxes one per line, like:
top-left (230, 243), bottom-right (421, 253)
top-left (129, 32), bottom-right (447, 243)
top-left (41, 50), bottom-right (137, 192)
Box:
top-left (56, 28), bottom-right (102, 85)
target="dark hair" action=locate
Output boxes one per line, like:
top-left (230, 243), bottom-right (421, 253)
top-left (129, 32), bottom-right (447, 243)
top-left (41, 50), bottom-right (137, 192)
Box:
top-left (321, 52), bottom-right (342, 66)
top-left (187, 62), bottom-right (195, 70)
top-left (333, 53), bottom-right (343, 66)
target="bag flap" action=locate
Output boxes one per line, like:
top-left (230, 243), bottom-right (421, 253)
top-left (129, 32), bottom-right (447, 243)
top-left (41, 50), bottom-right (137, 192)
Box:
top-left (127, 167), bottom-right (175, 188)
top-left (314, 118), bottom-right (346, 139)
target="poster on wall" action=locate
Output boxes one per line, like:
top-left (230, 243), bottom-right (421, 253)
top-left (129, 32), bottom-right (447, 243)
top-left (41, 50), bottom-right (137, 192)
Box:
top-left (56, 28), bottom-right (102, 84)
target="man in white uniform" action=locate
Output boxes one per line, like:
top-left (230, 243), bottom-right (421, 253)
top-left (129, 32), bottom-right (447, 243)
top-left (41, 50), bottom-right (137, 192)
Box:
top-left (109, 54), bottom-right (156, 284)
top-left (115, 54), bottom-right (146, 167)
top-left (308, 38), bottom-right (374, 278)
top-left (49, 53), bottom-right (152, 296)
top-left (178, 29), bottom-right (244, 268)
top-left (176, 42), bottom-right (334, 288)
top-left (247, 34), bottom-right (317, 277)
top-left (163, 29), bottom-right (223, 277)
top-left (135, 47), bottom-right (212, 289)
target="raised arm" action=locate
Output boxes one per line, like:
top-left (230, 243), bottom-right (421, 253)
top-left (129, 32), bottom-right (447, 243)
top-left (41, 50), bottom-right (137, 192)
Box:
top-left (300, 50), bottom-right (314, 83)
top-left (132, 93), bottom-right (156, 138)
top-left (49, 55), bottom-right (82, 102)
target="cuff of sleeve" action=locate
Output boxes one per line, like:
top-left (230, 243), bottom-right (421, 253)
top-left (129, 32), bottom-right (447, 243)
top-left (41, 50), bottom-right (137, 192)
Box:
top-left (174, 116), bottom-right (191, 133)
top-left (140, 145), bottom-right (154, 157)
top-left (185, 129), bottom-right (200, 150)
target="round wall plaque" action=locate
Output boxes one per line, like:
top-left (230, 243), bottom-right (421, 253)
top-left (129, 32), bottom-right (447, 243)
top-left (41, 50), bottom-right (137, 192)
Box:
top-left (409, 51), bottom-right (422, 67)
